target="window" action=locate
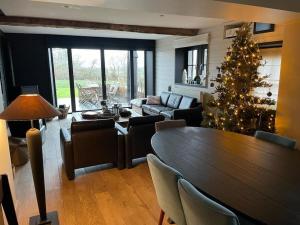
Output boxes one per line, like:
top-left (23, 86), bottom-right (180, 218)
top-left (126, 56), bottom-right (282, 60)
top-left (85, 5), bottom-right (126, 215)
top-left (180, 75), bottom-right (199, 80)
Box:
top-left (50, 48), bottom-right (152, 112)
top-left (104, 50), bottom-right (130, 103)
top-left (255, 47), bottom-right (282, 102)
top-left (175, 44), bottom-right (208, 87)
top-left (51, 48), bottom-right (72, 112)
top-left (134, 51), bottom-right (145, 98)
top-left (72, 49), bottom-right (103, 111)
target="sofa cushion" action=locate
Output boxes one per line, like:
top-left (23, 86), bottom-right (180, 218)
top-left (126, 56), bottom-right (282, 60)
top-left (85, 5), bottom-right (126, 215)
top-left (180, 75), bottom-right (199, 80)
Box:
top-left (146, 96), bottom-right (161, 105)
top-left (160, 92), bottom-right (170, 106)
top-left (160, 110), bottom-right (174, 119)
top-left (151, 106), bottom-right (173, 114)
top-left (179, 96), bottom-right (196, 109)
top-left (142, 105), bottom-right (172, 114)
top-left (167, 94), bottom-right (183, 109)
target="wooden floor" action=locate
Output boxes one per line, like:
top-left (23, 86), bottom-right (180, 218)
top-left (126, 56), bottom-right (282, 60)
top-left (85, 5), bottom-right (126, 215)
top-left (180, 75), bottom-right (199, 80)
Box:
top-left (13, 118), bottom-right (168, 225)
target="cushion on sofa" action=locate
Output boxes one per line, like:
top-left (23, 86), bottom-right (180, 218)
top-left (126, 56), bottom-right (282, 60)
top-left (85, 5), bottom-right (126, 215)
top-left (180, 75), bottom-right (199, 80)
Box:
top-left (179, 96), bottom-right (196, 109)
top-left (146, 96), bottom-right (161, 105)
top-left (142, 105), bottom-right (172, 114)
top-left (160, 110), bottom-right (174, 119)
top-left (142, 104), bottom-right (155, 111)
top-left (167, 94), bottom-right (183, 109)
top-left (151, 106), bottom-right (173, 114)
top-left (160, 92), bottom-right (170, 106)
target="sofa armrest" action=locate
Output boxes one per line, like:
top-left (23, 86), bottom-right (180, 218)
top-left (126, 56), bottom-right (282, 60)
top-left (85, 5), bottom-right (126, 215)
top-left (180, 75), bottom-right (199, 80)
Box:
top-left (60, 128), bottom-right (75, 180)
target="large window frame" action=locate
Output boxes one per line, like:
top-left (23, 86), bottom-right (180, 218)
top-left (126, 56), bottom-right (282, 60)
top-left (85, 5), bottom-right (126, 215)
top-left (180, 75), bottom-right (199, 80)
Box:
top-left (49, 47), bottom-right (151, 112)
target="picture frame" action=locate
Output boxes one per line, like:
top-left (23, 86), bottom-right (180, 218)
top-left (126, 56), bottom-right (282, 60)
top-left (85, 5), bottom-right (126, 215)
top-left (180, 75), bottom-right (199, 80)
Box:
top-left (224, 23), bottom-right (243, 39)
top-left (253, 23), bottom-right (275, 34)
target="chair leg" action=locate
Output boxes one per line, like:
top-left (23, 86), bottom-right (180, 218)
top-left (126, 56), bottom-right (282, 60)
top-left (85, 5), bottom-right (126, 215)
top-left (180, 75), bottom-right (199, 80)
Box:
top-left (159, 210), bottom-right (165, 225)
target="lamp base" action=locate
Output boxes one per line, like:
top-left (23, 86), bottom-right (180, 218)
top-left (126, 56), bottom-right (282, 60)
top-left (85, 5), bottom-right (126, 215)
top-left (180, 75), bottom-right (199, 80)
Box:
top-left (29, 211), bottom-right (59, 225)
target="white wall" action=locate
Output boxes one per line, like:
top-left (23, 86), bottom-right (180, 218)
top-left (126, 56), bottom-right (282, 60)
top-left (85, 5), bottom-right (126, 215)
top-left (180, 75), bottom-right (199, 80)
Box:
top-left (0, 79), bottom-right (16, 217)
top-left (276, 20), bottom-right (300, 146)
top-left (155, 23), bottom-right (285, 100)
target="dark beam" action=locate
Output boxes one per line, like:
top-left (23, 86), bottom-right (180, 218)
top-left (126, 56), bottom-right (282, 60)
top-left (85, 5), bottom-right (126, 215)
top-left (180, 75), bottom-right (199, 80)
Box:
top-left (0, 16), bottom-right (199, 36)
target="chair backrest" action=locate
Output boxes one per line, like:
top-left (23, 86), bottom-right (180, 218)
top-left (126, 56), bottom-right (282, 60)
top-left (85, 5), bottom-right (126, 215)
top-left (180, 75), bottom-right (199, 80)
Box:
top-left (71, 119), bottom-right (118, 168)
top-left (127, 115), bottom-right (164, 158)
top-left (255, 130), bottom-right (296, 149)
top-left (178, 179), bottom-right (240, 225)
top-left (155, 119), bottom-right (186, 132)
top-left (128, 115), bottom-right (165, 130)
top-left (147, 154), bottom-right (186, 225)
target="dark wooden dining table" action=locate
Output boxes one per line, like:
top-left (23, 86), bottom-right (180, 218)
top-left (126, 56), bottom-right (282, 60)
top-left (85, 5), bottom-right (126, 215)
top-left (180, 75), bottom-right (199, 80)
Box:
top-left (151, 127), bottom-right (300, 225)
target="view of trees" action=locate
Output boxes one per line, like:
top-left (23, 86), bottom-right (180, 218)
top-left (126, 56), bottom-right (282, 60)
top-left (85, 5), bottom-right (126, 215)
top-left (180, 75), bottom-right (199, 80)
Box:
top-left (52, 48), bottom-right (145, 110)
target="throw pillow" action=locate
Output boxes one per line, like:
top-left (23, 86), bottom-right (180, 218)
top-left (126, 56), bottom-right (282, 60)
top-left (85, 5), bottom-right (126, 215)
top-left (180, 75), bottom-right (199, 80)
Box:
top-left (146, 96), bottom-right (161, 105)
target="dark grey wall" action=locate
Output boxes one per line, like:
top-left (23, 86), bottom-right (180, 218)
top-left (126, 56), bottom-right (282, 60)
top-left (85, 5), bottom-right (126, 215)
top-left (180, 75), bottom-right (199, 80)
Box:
top-left (4, 33), bottom-right (155, 104)
top-left (6, 34), bottom-right (53, 103)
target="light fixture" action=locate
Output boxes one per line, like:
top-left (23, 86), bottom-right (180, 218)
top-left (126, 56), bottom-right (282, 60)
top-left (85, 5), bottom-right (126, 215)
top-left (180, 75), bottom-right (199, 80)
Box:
top-left (0, 94), bottom-right (61, 225)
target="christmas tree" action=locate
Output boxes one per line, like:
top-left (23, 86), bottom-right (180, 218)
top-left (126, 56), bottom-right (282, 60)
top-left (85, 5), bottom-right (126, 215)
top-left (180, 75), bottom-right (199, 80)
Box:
top-left (205, 23), bottom-right (276, 134)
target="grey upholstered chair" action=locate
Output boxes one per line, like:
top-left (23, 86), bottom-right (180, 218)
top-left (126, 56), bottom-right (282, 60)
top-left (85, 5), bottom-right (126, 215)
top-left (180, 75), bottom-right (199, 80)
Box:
top-left (155, 119), bottom-right (186, 132)
top-left (178, 178), bottom-right (240, 225)
top-left (147, 154), bottom-right (186, 225)
top-left (255, 130), bottom-right (296, 149)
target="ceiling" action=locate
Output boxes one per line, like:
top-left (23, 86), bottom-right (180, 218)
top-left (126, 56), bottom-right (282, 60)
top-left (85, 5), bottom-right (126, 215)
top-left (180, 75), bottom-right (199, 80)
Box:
top-left (0, 25), bottom-right (171, 39)
top-left (0, 0), bottom-right (299, 39)
top-left (215, 0), bottom-right (300, 13)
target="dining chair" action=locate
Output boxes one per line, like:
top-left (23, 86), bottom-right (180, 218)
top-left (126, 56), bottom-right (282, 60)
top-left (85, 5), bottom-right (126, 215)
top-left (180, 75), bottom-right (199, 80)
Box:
top-left (147, 154), bottom-right (186, 225)
top-left (178, 178), bottom-right (240, 225)
top-left (155, 119), bottom-right (186, 132)
top-left (254, 130), bottom-right (296, 149)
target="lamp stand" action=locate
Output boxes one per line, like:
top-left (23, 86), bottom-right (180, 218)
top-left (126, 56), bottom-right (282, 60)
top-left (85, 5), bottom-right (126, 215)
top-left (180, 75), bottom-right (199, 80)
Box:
top-left (26, 126), bottom-right (59, 225)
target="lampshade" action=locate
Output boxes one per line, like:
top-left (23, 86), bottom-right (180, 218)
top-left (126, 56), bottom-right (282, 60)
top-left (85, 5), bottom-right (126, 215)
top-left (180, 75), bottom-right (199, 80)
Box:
top-left (0, 94), bottom-right (61, 121)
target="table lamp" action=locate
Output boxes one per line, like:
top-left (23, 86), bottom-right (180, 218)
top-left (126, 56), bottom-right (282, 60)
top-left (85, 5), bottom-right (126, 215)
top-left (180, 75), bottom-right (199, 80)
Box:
top-left (0, 94), bottom-right (61, 225)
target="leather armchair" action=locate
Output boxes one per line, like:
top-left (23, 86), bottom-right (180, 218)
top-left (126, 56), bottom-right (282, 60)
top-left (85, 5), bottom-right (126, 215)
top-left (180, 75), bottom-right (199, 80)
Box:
top-left (116, 115), bottom-right (164, 168)
top-left (60, 119), bottom-right (125, 180)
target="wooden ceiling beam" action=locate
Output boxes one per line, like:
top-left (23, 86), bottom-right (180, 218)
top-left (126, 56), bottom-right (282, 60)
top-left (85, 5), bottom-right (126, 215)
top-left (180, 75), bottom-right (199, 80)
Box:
top-left (0, 16), bottom-right (199, 36)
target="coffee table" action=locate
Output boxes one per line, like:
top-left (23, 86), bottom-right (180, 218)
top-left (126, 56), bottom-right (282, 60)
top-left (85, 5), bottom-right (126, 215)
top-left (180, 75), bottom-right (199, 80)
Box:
top-left (71, 109), bottom-right (141, 128)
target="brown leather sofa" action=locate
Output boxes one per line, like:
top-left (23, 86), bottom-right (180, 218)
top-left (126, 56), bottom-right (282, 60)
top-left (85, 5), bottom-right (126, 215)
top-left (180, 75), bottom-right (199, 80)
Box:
top-left (60, 119), bottom-right (125, 180)
top-left (116, 115), bottom-right (164, 168)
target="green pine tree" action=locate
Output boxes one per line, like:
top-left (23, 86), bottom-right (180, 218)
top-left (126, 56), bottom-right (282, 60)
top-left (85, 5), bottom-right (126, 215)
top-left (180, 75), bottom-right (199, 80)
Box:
top-left (205, 23), bottom-right (276, 134)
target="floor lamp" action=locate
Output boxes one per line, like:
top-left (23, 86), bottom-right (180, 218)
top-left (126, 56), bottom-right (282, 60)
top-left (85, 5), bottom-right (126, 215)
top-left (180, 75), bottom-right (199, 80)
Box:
top-left (0, 94), bottom-right (61, 225)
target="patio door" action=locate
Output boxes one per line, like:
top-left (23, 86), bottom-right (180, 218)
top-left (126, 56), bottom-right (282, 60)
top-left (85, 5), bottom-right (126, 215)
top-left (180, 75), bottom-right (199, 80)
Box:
top-left (50, 48), bottom-right (148, 112)
top-left (71, 49), bottom-right (103, 111)
top-left (50, 48), bottom-right (72, 111)
top-left (104, 50), bottom-right (130, 103)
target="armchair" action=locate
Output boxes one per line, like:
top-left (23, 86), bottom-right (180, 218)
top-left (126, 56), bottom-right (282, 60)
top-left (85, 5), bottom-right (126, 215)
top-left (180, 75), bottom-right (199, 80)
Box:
top-left (60, 119), bottom-right (125, 180)
top-left (116, 115), bottom-right (164, 168)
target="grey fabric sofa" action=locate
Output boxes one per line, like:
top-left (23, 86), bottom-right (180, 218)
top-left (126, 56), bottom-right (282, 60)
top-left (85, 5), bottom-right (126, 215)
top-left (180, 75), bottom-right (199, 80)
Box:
top-left (142, 92), bottom-right (203, 126)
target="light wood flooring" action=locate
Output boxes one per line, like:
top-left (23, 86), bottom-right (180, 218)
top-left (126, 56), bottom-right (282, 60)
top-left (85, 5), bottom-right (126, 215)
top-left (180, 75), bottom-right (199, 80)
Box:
top-left (13, 118), bottom-right (168, 225)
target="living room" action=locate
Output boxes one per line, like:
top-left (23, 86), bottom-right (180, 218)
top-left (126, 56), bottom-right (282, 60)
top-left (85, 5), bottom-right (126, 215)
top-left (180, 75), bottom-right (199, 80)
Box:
top-left (0, 1), bottom-right (300, 225)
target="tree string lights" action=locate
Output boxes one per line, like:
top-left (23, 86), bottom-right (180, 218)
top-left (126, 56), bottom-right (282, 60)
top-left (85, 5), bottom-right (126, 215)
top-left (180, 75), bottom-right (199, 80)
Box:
top-left (205, 23), bottom-right (276, 134)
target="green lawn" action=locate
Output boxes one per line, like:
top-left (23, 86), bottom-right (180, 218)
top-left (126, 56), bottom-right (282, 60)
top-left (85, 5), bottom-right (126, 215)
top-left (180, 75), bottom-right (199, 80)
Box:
top-left (55, 79), bottom-right (122, 99)
top-left (56, 80), bottom-right (94, 98)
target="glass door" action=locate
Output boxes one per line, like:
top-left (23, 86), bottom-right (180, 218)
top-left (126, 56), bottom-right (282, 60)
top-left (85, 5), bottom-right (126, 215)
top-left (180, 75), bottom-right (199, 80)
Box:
top-left (50, 47), bottom-right (149, 111)
top-left (51, 48), bottom-right (72, 112)
top-left (71, 49), bottom-right (103, 111)
top-left (134, 51), bottom-right (145, 98)
top-left (104, 50), bottom-right (130, 104)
